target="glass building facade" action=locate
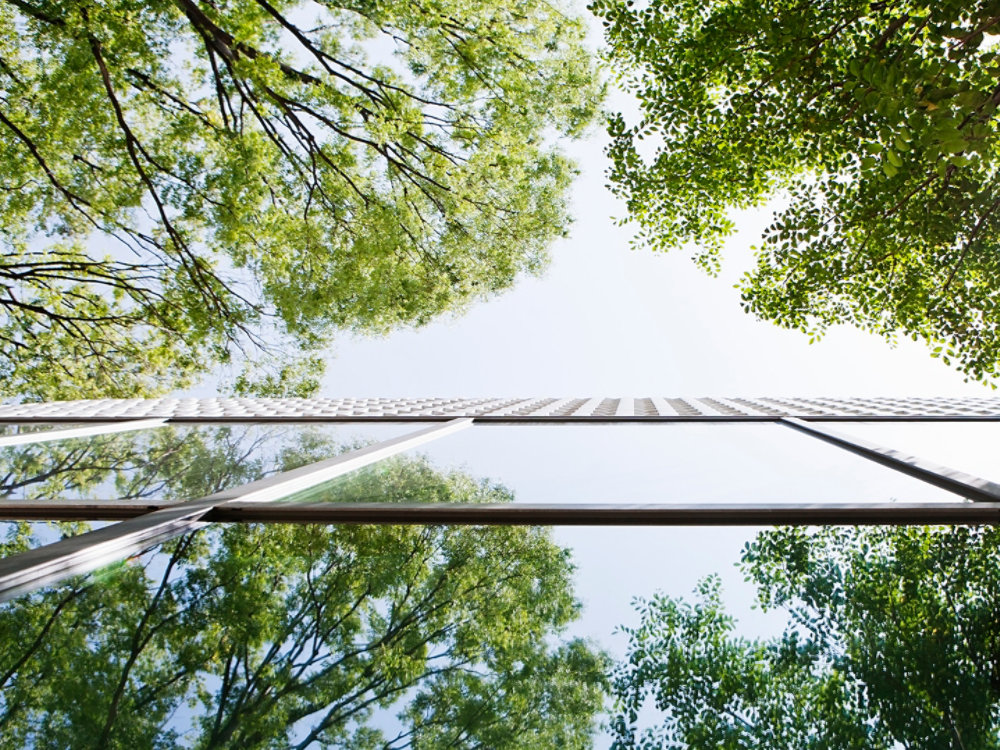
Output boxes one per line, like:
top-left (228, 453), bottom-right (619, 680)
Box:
top-left (2, 395), bottom-right (1000, 746)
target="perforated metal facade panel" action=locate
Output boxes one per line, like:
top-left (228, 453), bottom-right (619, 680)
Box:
top-left (2, 395), bottom-right (1000, 419)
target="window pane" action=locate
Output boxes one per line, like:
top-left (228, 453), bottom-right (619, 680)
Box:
top-left (0, 519), bottom-right (110, 554)
top-left (0, 423), bottom-right (87, 436)
top-left (285, 423), bottom-right (961, 504)
top-left (832, 421), bottom-right (1000, 486)
top-left (0, 422), bottom-right (416, 503)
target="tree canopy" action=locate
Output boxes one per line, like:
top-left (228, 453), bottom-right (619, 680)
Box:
top-left (611, 525), bottom-right (1000, 749)
top-left (0, 0), bottom-right (602, 399)
top-left (0, 426), bottom-right (609, 748)
top-left (594, 0), bottom-right (1000, 382)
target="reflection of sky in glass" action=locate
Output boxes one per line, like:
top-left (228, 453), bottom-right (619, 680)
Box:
top-left (834, 421), bottom-right (1000, 487)
top-left (0, 420), bottom-right (989, 744)
top-left (0, 422), bottom-right (415, 503)
top-left (381, 423), bottom-right (962, 503)
top-left (0, 519), bottom-right (112, 554)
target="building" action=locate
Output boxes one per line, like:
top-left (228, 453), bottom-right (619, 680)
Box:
top-left (2, 395), bottom-right (1000, 601)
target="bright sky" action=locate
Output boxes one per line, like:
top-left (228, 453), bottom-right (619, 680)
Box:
top-left (318, 97), bottom-right (992, 400)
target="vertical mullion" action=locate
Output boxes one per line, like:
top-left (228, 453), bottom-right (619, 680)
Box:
top-left (779, 417), bottom-right (1000, 502)
top-left (0, 418), bottom-right (473, 602)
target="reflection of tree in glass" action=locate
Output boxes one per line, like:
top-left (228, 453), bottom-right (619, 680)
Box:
top-left (0, 457), bottom-right (608, 748)
top-left (0, 425), bottom-right (364, 552)
top-left (0, 426), bottom-right (264, 502)
top-left (281, 450), bottom-right (517, 506)
top-left (612, 526), bottom-right (1000, 749)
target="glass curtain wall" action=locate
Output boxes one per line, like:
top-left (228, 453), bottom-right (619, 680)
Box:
top-left (1, 414), bottom-right (999, 747)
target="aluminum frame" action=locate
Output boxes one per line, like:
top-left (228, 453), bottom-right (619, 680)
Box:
top-left (2, 397), bottom-right (1000, 601)
top-left (2, 500), bottom-right (996, 525)
top-left (779, 418), bottom-right (1000, 502)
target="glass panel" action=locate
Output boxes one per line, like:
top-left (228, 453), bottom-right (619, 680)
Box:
top-left (283, 423), bottom-right (961, 504)
top-left (833, 421), bottom-right (1000, 486)
top-left (0, 422), bottom-right (417, 504)
top-left (0, 522), bottom-right (612, 747)
top-left (1, 520), bottom-right (988, 747)
top-left (0, 519), bottom-right (108, 554)
top-left (0, 423), bottom-right (87, 437)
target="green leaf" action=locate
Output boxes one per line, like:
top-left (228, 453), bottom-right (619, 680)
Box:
top-left (0, 438), bottom-right (610, 746)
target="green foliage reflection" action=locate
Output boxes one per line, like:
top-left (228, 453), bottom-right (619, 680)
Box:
top-left (612, 526), bottom-right (1000, 749)
top-left (0, 428), bottom-right (608, 748)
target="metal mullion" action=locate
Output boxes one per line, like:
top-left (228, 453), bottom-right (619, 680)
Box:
top-left (0, 418), bottom-right (472, 602)
top-left (780, 417), bottom-right (1000, 502)
top-left (0, 500), bottom-right (183, 520)
top-left (209, 501), bottom-right (1000, 525)
top-left (2, 499), bottom-right (999, 526)
top-left (0, 501), bottom-right (216, 602)
top-left (0, 419), bottom-right (168, 448)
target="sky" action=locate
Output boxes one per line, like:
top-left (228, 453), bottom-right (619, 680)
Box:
top-left (316, 98), bottom-right (993, 400)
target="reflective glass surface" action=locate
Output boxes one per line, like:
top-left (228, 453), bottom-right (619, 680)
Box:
top-left (0, 522), bottom-right (607, 747)
top-left (834, 421), bottom-right (1000, 486)
top-left (1, 512), bottom-right (993, 747)
top-left (3, 420), bottom-right (992, 745)
top-left (0, 423), bottom-right (86, 437)
top-left (0, 422), bottom-right (416, 503)
top-left (287, 422), bottom-right (961, 504)
top-left (0, 519), bottom-right (110, 554)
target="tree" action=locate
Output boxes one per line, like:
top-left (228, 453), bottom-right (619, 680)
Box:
top-left (0, 429), bottom-right (610, 748)
top-left (594, 0), bottom-right (1000, 382)
top-left (0, 0), bottom-right (603, 399)
top-left (611, 526), bottom-right (1000, 749)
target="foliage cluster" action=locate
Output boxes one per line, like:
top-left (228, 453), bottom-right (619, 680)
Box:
top-left (1, 0), bottom-right (602, 399)
top-left (0, 425), bottom-right (609, 748)
top-left (596, 0), bottom-right (1000, 381)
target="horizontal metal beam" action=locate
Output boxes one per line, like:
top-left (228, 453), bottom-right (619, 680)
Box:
top-left (0, 418), bottom-right (473, 602)
top-left (0, 501), bottom-right (183, 520)
top-left (1, 500), bottom-right (998, 526)
top-left (0, 418), bottom-right (167, 448)
top-left (210, 501), bottom-right (1000, 525)
top-left (780, 418), bottom-right (1000, 503)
